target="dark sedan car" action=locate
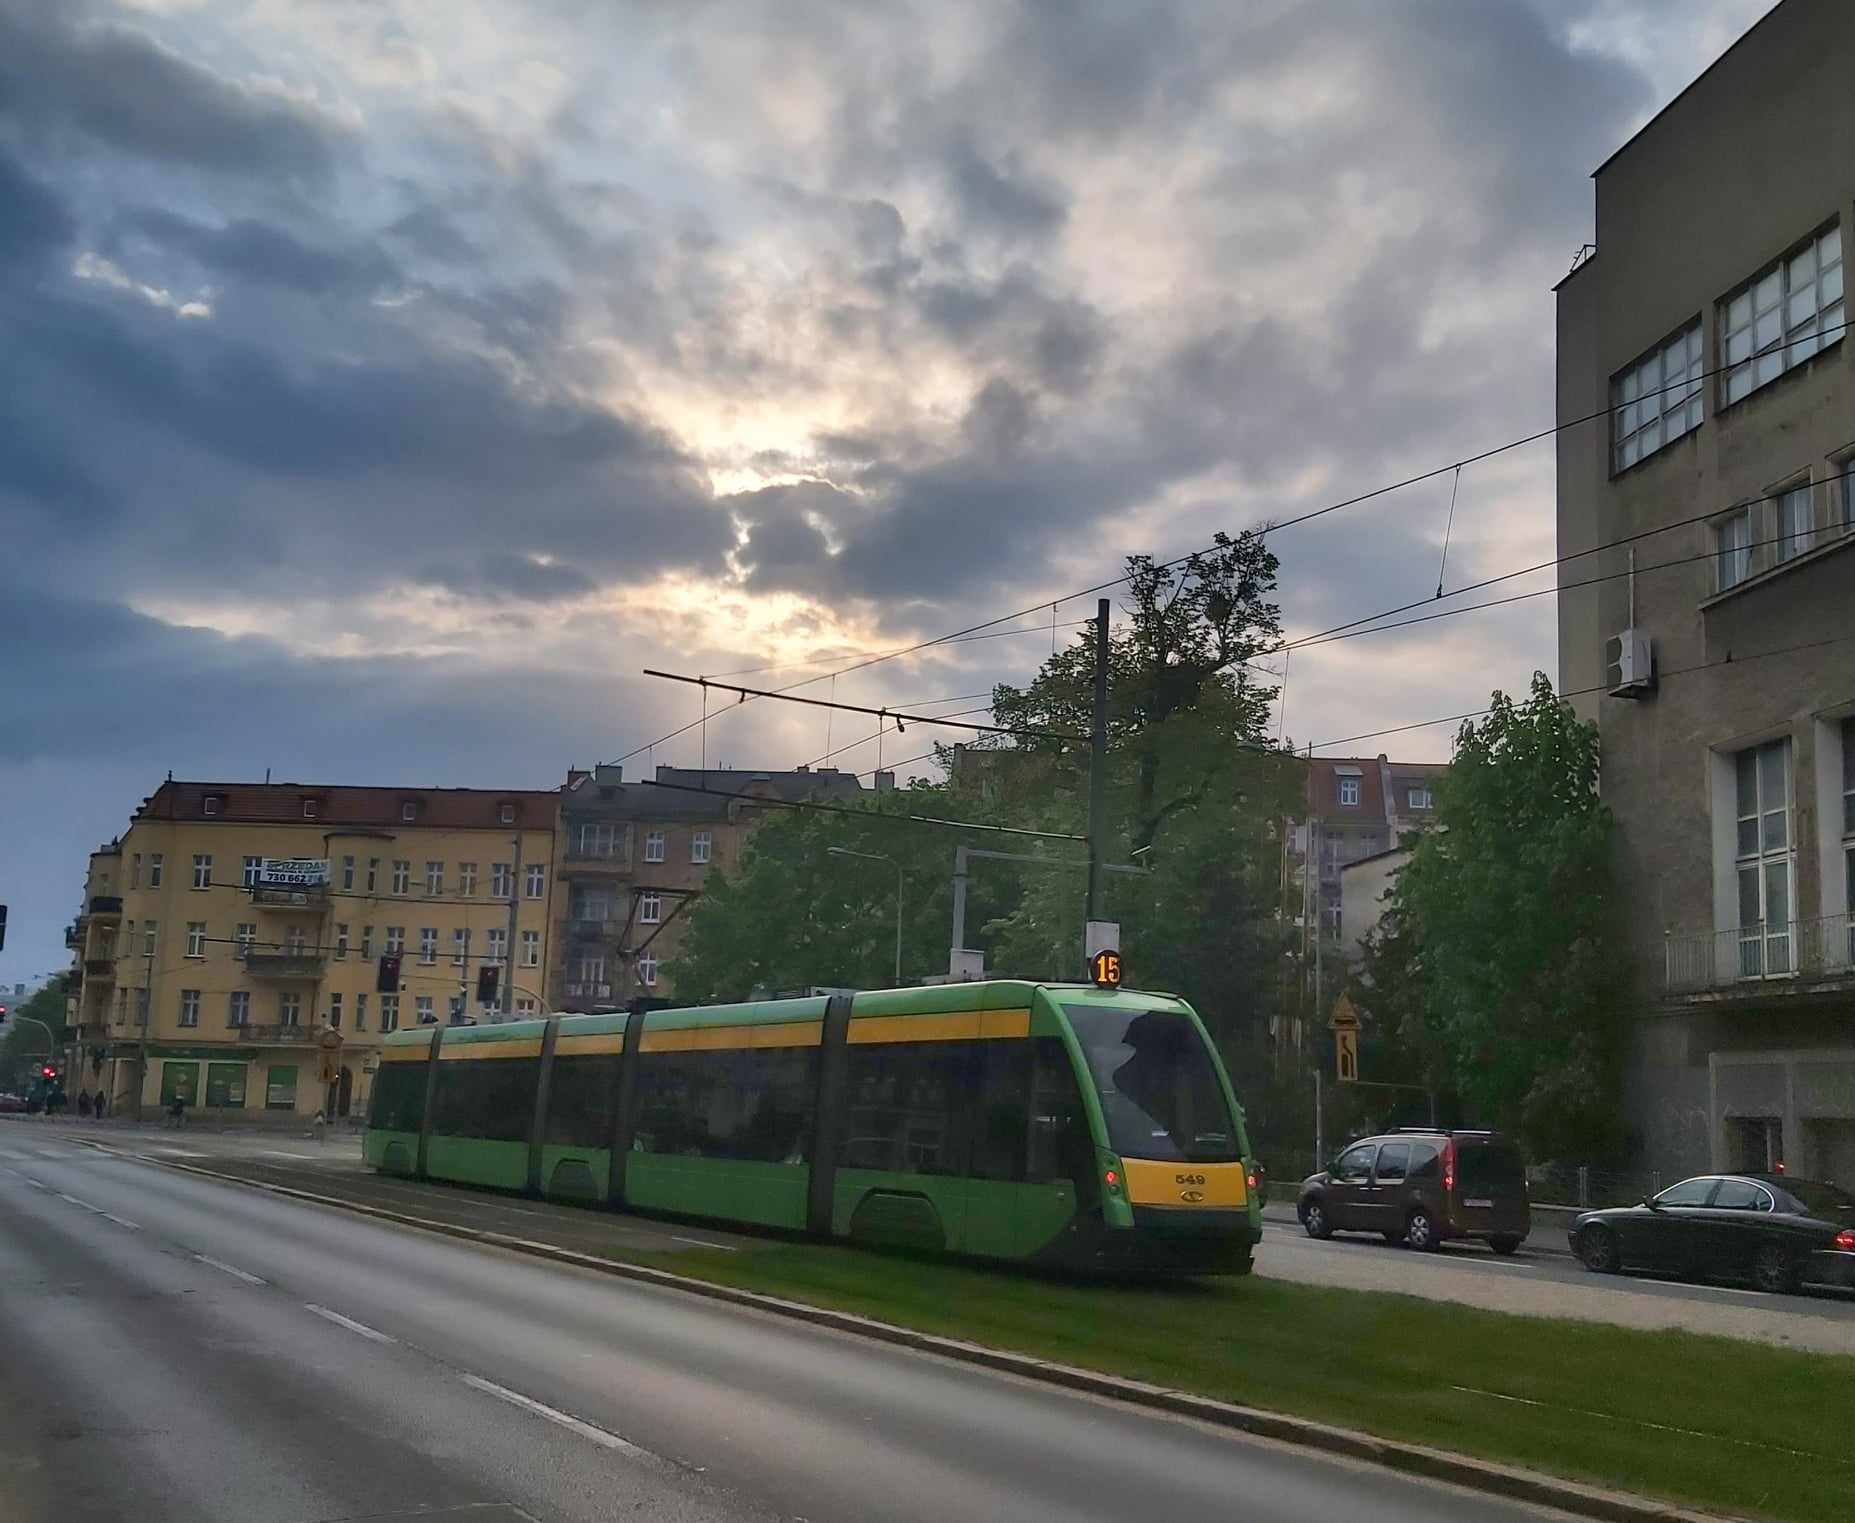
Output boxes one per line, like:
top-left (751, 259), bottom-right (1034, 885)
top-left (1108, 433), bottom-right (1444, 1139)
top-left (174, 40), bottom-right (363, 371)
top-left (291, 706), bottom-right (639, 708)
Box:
top-left (1571, 1173), bottom-right (1855, 1293)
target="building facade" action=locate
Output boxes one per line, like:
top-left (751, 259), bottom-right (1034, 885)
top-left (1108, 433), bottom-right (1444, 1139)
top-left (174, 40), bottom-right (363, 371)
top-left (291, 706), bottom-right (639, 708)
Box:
top-left (1555, 0), bottom-right (1855, 1180)
top-left (65, 781), bottom-right (560, 1121)
top-left (1294, 754), bottom-right (1446, 956)
top-left (550, 763), bottom-right (872, 1010)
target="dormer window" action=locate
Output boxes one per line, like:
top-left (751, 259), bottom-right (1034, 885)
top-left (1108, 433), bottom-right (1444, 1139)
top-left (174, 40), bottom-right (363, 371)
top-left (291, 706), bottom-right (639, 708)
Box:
top-left (302, 798), bottom-right (319, 819)
top-left (499, 802), bottom-right (515, 824)
top-left (202, 794), bottom-right (222, 817)
top-left (400, 800), bottom-right (418, 822)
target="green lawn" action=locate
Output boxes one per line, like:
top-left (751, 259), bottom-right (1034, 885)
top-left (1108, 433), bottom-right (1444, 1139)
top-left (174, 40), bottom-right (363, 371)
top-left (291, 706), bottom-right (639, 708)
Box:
top-left (617, 1239), bottom-right (1848, 1523)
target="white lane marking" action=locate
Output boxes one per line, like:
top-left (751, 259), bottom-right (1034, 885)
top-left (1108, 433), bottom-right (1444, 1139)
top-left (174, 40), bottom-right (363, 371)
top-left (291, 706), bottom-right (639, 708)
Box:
top-left (258, 1150), bottom-right (321, 1161)
top-left (22, 1178), bottom-right (47, 1190)
top-left (1449, 1385), bottom-right (1835, 1460)
top-left (57, 1193), bottom-right (101, 1211)
top-left (670, 1236), bottom-right (740, 1252)
top-left (460, 1374), bottom-right (653, 1458)
top-left (1695, 1284), bottom-right (1771, 1298)
top-left (100, 1213), bottom-right (139, 1230)
top-left (304, 1304), bottom-right (396, 1344)
top-left (195, 1254), bottom-right (265, 1285)
top-left (148, 1148), bottom-right (209, 1159)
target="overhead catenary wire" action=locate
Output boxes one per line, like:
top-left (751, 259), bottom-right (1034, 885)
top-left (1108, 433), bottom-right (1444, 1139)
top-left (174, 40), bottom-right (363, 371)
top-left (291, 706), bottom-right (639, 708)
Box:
top-left (636, 777), bottom-right (1086, 840)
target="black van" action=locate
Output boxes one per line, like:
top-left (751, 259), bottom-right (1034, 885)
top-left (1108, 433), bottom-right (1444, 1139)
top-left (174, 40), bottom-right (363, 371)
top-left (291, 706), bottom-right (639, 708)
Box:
top-left (1296, 1129), bottom-right (1530, 1253)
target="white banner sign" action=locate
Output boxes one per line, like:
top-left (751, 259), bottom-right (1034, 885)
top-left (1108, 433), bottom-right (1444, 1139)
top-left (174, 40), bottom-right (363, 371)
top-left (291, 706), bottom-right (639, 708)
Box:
top-left (259, 857), bottom-right (329, 887)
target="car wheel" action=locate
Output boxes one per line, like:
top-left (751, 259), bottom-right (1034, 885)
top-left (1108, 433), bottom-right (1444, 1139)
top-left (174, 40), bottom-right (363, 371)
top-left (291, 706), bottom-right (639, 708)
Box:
top-left (1404, 1208), bottom-right (1439, 1251)
top-left (1301, 1199), bottom-right (1332, 1239)
top-left (1752, 1244), bottom-right (1798, 1295)
top-left (1489, 1235), bottom-right (1521, 1256)
top-left (1577, 1225), bottom-right (1619, 1274)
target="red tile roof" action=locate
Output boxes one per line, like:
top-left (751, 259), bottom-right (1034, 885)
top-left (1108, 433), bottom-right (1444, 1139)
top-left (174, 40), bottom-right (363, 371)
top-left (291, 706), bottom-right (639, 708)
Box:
top-left (138, 780), bottom-right (562, 831)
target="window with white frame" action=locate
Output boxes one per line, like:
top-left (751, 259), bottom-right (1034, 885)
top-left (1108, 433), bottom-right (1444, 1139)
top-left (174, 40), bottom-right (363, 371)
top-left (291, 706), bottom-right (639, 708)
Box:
top-left (142, 920), bottom-right (157, 956)
top-left (1722, 224), bottom-right (1844, 405)
top-left (1407, 787), bottom-right (1432, 810)
top-left (192, 853), bottom-right (212, 889)
top-left (1337, 778), bottom-right (1360, 807)
top-left (328, 993), bottom-right (343, 1029)
top-left (419, 927), bottom-right (438, 964)
top-left (342, 855), bottom-right (356, 890)
top-left (416, 995), bottom-right (434, 1025)
top-left (638, 890), bottom-right (662, 925)
top-left (243, 855), bottom-right (262, 888)
top-left (1735, 739), bottom-right (1794, 976)
top-left (121, 919), bottom-right (133, 958)
top-left (284, 926), bottom-right (307, 955)
top-left (500, 802), bottom-right (515, 824)
top-left (235, 921), bottom-right (256, 951)
top-left (228, 990), bottom-right (249, 1028)
top-left (366, 858), bottom-right (380, 892)
top-left (452, 928), bottom-right (468, 966)
top-left (131, 853), bottom-right (141, 888)
top-left (521, 929), bottom-right (539, 967)
top-left (334, 924), bottom-right (349, 959)
top-left (644, 830), bottom-right (666, 863)
top-left (487, 927), bottom-right (507, 964)
top-left (458, 862), bottom-right (478, 896)
top-left (691, 831), bottom-right (712, 864)
top-left (354, 993), bottom-right (368, 1032)
top-left (380, 995), bottom-right (400, 1032)
top-left (302, 798), bottom-right (318, 819)
top-left (361, 925), bottom-right (374, 958)
top-left (400, 800), bottom-right (417, 822)
top-left (148, 853), bottom-right (163, 886)
top-left (179, 989), bottom-right (200, 1028)
top-left (525, 863), bottom-right (545, 899)
top-left (577, 955), bottom-right (606, 984)
top-left (203, 794), bottom-right (220, 816)
top-left (426, 861), bottom-right (444, 895)
top-left (385, 926), bottom-right (405, 954)
top-left (392, 860), bottom-right (410, 895)
top-left (185, 922), bottom-right (206, 958)
top-left (1775, 483), bottom-right (1814, 564)
top-left (1836, 461), bottom-right (1855, 534)
top-left (280, 992), bottom-right (302, 1026)
top-left (1716, 506), bottom-right (1754, 591)
top-left (491, 862), bottom-right (512, 898)
top-left (1612, 321), bottom-right (1703, 471)
top-left (638, 953), bottom-right (659, 988)
top-left (571, 888), bottom-right (611, 922)
top-left (516, 996), bottom-right (538, 1015)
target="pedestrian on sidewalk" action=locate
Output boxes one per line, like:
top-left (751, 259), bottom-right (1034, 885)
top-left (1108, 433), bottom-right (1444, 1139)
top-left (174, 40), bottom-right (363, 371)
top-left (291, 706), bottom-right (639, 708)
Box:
top-left (168, 1093), bottom-right (187, 1128)
top-left (77, 1091), bottom-right (93, 1118)
top-left (312, 1110), bottom-right (328, 1144)
top-left (94, 1090), bottom-right (107, 1120)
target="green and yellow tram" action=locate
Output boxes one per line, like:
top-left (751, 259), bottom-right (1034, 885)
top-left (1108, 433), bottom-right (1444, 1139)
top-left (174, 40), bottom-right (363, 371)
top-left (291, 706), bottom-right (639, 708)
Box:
top-left (365, 979), bottom-right (1260, 1273)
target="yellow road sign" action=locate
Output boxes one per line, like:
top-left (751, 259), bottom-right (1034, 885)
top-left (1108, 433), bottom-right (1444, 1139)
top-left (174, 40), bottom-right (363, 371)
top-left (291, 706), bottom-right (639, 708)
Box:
top-left (1336, 1028), bottom-right (1358, 1083)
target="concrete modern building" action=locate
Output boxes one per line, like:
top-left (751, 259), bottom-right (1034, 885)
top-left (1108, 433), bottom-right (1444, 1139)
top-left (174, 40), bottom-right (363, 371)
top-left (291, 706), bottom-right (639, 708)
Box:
top-left (1555, 0), bottom-right (1855, 1180)
top-left (65, 780), bottom-right (561, 1121)
top-left (550, 763), bottom-right (875, 1009)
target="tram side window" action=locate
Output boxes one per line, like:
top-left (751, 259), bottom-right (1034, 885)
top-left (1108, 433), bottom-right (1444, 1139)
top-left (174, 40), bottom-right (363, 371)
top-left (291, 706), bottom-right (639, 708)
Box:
top-left (635, 1046), bottom-right (817, 1163)
top-left (970, 1040), bottom-right (1032, 1181)
top-left (1026, 1037), bottom-right (1092, 1187)
top-left (544, 1054), bottom-right (622, 1149)
top-left (431, 1058), bottom-right (538, 1143)
top-left (370, 1061), bottom-right (428, 1132)
top-left (837, 1041), bottom-right (972, 1176)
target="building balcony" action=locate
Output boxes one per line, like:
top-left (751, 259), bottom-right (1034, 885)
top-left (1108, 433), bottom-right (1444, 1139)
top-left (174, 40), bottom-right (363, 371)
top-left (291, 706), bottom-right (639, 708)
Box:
top-left (250, 884), bottom-right (331, 911)
top-left (83, 957), bottom-right (116, 980)
top-left (561, 851), bottom-right (632, 876)
top-left (235, 1023), bottom-right (318, 1045)
top-left (564, 981), bottom-right (613, 1001)
top-left (1663, 915), bottom-right (1855, 998)
top-left (241, 951), bottom-right (327, 979)
top-left (89, 896), bottom-right (123, 918)
top-left (566, 916), bottom-right (617, 940)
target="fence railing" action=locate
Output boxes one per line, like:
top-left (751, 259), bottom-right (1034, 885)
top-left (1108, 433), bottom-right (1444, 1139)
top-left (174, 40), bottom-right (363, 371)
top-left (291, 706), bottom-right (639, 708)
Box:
top-left (1663, 913), bottom-right (1855, 993)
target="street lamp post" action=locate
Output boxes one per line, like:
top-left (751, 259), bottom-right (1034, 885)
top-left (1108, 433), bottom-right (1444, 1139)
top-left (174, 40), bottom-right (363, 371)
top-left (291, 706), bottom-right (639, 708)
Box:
top-left (828, 847), bottom-right (904, 985)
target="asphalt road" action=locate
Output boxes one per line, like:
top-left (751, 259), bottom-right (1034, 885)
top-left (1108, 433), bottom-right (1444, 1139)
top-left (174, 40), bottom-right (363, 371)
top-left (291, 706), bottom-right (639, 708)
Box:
top-left (0, 1132), bottom-right (1587, 1523)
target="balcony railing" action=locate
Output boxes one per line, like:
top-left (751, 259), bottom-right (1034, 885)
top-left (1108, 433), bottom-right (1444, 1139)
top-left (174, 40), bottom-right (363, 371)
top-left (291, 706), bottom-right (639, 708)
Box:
top-left (235, 1023), bottom-right (318, 1044)
top-left (83, 957), bottom-right (116, 979)
top-left (565, 982), bottom-right (613, 1000)
top-left (250, 884), bottom-right (330, 910)
top-left (241, 951), bottom-right (327, 979)
top-left (89, 896), bottom-right (123, 917)
top-left (1663, 914), bottom-right (1855, 994)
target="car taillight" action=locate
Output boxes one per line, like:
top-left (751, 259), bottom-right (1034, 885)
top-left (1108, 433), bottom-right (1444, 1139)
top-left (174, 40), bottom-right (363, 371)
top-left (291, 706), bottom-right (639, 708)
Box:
top-left (1833, 1229), bottom-right (1855, 1252)
top-left (1442, 1137), bottom-right (1456, 1194)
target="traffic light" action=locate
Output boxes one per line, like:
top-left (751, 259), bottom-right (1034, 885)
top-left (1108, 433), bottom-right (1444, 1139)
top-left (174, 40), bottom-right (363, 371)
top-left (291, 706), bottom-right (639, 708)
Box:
top-left (376, 952), bottom-right (402, 993)
top-left (475, 964), bottom-right (499, 1005)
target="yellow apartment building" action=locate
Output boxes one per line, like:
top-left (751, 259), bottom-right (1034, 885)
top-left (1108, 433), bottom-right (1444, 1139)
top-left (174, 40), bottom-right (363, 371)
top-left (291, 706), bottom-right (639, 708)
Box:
top-left (66, 780), bottom-right (561, 1122)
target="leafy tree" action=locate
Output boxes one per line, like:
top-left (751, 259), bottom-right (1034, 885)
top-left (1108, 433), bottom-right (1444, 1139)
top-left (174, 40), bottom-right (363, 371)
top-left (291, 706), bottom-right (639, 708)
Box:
top-left (1378, 672), bottom-right (1625, 1161)
top-left (1, 978), bottom-right (69, 1090)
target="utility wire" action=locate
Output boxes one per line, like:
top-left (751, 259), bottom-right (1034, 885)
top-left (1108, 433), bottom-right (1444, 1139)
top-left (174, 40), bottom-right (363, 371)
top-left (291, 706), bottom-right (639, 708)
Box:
top-left (641, 670), bottom-right (1083, 741)
top-left (637, 778), bottom-right (1087, 841)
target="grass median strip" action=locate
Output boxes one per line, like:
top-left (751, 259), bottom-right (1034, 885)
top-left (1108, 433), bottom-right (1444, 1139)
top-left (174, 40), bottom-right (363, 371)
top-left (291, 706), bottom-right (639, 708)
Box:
top-left (608, 1237), bottom-right (1847, 1523)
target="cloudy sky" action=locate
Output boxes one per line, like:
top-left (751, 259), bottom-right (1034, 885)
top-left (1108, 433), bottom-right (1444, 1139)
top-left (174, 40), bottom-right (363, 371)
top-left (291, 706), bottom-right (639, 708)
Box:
top-left (0, 0), bottom-right (1775, 983)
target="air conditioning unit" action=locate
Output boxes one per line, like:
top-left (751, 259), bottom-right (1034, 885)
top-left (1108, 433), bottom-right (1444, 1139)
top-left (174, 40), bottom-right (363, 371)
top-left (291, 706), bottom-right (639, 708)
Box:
top-left (1604, 629), bottom-right (1655, 697)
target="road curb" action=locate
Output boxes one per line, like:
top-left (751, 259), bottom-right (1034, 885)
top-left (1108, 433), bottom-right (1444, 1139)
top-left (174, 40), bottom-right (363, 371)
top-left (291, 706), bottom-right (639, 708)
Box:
top-left (84, 1141), bottom-right (1729, 1523)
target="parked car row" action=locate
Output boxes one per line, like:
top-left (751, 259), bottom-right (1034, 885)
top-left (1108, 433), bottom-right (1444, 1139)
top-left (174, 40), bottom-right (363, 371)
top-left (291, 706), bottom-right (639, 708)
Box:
top-left (1296, 1128), bottom-right (1531, 1253)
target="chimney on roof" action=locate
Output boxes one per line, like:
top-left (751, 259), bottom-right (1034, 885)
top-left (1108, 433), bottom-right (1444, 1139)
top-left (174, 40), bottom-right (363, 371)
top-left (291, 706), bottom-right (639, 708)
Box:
top-left (657, 764), bottom-right (672, 781)
top-left (593, 764), bottom-right (622, 785)
top-left (796, 764), bottom-right (810, 773)
top-left (874, 770), bottom-right (895, 793)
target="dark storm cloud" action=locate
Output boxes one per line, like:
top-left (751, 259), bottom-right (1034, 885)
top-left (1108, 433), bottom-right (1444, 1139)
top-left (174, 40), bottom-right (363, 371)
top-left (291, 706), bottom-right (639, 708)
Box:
top-left (0, 144), bottom-right (73, 267)
top-left (0, 1), bottom-right (346, 180)
top-left (108, 209), bottom-right (397, 297)
top-left (942, 140), bottom-right (1066, 240)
